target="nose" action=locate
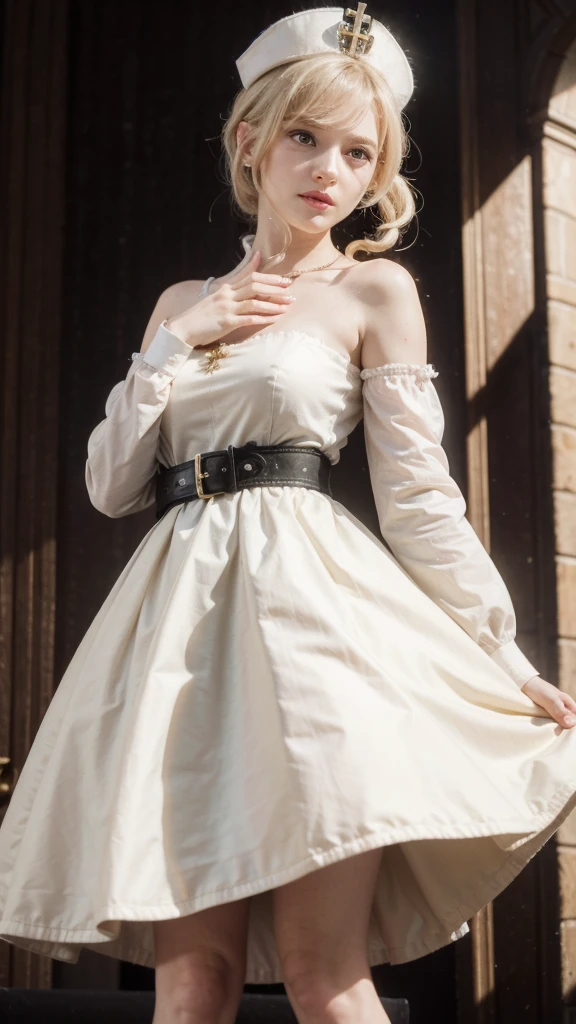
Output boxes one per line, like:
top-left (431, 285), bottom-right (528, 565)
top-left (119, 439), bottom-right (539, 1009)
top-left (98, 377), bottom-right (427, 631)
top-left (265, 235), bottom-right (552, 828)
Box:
top-left (312, 151), bottom-right (338, 186)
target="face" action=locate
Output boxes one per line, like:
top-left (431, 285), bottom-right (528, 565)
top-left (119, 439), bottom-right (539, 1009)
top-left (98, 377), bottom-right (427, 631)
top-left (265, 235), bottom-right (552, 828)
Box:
top-left (238, 107), bottom-right (380, 235)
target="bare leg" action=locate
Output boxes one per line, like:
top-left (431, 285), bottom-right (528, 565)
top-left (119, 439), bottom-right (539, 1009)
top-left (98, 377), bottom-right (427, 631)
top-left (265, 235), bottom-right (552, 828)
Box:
top-left (152, 896), bottom-right (251, 1024)
top-left (273, 847), bottom-right (390, 1024)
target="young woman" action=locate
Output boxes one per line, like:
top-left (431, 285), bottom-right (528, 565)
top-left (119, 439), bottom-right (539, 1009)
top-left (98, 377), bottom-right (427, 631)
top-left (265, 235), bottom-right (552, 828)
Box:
top-left (1, 6), bottom-right (575, 1024)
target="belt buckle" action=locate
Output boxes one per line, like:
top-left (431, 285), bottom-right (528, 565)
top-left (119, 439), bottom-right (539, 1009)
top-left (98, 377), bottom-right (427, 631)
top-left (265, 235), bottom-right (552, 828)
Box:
top-left (194, 452), bottom-right (227, 499)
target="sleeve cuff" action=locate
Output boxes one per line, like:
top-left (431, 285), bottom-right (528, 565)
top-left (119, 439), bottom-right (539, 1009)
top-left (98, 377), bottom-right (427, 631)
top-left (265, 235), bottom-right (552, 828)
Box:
top-left (489, 639), bottom-right (540, 689)
top-left (133, 321), bottom-right (193, 378)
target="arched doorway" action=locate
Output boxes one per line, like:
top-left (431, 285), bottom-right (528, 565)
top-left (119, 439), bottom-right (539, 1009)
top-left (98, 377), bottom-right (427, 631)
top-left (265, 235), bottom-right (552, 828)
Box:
top-left (457, 4), bottom-right (576, 1021)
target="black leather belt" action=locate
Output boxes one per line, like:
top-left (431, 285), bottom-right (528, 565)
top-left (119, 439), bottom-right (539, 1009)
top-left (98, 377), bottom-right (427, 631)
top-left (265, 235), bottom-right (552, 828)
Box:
top-left (155, 441), bottom-right (333, 520)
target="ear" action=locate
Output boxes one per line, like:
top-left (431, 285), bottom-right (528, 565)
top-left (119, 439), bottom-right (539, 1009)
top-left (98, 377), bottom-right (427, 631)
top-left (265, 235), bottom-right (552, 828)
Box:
top-left (236, 120), bottom-right (254, 160)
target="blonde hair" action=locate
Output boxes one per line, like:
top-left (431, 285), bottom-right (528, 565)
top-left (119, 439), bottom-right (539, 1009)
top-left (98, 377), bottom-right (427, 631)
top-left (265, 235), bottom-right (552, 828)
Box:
top-left (221, 50), bottom-right (417, 266)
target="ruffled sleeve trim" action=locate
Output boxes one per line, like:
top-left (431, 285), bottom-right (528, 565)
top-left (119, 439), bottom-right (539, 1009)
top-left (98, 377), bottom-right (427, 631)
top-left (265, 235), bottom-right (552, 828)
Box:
top-left (360, 363), bottom-right (439, 388)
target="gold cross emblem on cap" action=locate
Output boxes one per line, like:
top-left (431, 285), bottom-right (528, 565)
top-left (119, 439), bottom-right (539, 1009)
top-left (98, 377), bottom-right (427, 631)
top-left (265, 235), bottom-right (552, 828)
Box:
top-left (337, 3), bottom-right (374, 56)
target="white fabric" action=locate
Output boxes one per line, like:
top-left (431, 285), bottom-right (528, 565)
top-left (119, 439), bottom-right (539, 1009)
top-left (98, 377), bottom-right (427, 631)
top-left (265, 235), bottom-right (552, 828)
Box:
top-left (235, 6), bottom-right (414, 109)
top-left (360, 363), bottom-right (541, 688)
top-left (0, 307), bottom-right (575, 983)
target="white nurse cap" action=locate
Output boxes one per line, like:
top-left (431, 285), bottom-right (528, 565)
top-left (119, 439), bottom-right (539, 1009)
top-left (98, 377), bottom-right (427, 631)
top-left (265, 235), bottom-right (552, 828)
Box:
top-left (235, 4), bottom-right (414, 110)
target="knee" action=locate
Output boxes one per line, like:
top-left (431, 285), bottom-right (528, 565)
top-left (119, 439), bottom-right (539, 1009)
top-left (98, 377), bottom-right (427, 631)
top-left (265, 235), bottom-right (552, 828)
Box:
top-left (157, 949), bottom-right (241, 1023)
top-left (281, 951), bottom-right (353, 1022)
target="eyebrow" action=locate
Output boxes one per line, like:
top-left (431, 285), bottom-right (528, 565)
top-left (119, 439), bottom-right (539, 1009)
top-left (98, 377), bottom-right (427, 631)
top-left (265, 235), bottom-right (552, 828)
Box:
top-left (344, 133), bottom-right (378, 149)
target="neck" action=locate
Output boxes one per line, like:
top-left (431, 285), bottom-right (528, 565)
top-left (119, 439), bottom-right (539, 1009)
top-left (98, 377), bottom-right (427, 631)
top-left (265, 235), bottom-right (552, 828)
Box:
top-left (247, 226), bottom-right (341, 276)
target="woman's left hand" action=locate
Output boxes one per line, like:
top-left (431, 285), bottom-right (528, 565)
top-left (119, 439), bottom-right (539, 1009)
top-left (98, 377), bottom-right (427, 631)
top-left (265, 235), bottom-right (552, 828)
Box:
top-left (521, 676), bottom-right (576, 729)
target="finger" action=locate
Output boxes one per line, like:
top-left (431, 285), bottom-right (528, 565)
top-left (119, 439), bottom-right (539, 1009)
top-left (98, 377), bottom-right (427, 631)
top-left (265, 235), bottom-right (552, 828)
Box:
top-left (235, 282), bottom-right (295, 303)
top-left (234, 312), bottom-right (292, 326)
top-left (237, 278), bottom-right (294, 294)
top-left (552, 702), bottom-right (575, 727)
top-left (560, 697), bottom-right (576, 725)
top-left (238, 298), bottom-right (293, 315)
top-left (234, 270), bottom-right (292, 289)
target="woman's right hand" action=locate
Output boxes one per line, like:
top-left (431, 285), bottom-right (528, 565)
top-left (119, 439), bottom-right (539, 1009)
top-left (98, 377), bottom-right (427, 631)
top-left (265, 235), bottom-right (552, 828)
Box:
top-left (165, 250), bottom-right (296, 348)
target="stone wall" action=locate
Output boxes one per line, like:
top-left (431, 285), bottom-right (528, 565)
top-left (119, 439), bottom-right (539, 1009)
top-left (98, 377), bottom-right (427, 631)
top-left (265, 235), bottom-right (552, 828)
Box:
top-left (541, 39), bottom-right (576, 1013)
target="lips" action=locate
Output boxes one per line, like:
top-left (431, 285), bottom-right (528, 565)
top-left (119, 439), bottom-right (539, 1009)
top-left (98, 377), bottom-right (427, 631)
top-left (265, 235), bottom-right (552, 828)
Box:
top-left (299, 191), bottom-right (334, 208)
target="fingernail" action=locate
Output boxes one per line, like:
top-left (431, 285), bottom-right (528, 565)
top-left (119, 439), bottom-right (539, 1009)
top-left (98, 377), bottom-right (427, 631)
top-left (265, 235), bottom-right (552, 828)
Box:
top-left (287, 295), bottom-right (297, 301)
top-left (280, 277), bottom-right (291, 284)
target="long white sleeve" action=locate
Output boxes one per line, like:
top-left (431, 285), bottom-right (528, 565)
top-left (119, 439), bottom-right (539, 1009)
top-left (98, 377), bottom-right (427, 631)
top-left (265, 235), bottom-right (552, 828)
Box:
top-left (85, 322), bottom-right (193, 518)
top-left (360, 362), bottom-right (540, 689)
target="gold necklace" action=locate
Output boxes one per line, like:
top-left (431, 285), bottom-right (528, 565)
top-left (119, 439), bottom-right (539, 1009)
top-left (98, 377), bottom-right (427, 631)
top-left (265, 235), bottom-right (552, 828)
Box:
top-left (282, 252), bottom-right (342, 278)
top-left (202, 252), bottom-right (343, 374)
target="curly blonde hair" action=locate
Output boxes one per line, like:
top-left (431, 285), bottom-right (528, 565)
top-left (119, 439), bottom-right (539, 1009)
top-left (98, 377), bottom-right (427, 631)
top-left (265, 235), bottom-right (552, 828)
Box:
top-left (221, 50), bottom-right (416, 266)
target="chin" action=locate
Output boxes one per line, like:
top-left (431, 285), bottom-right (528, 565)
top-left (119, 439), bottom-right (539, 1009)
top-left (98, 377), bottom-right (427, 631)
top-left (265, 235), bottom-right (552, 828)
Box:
top-left (289, 213), bottom-right (334, 233)
top-left (295, 225), bottom-right (332, 239)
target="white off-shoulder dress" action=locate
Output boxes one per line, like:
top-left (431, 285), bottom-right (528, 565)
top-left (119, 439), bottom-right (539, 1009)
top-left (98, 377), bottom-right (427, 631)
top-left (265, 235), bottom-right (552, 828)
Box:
top-left (0, 274), bottom-right (575, 984)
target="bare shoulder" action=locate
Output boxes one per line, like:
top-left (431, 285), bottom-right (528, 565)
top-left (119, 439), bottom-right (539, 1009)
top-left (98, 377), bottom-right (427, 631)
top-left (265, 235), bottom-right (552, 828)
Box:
top-left (352, 258), bottom-right (428, 370)
top-left (353, 256), bottom-right (416, 293)
top-left (139, 279), bottom-right (206, 355)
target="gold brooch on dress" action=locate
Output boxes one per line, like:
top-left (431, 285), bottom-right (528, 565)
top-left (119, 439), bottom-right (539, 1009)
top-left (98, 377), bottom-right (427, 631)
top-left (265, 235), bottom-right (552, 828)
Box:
top-left (203, 342), bottom-right (231, 374)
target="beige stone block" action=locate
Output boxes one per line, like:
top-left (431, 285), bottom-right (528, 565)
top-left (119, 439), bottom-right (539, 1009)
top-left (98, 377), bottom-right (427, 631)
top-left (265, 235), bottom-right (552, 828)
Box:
top-left (569, 217), bottom-right (576, 285)
top-left (551, 367), bottom-right (576, 429)
top-left (549, 277), bottom-right (576, 307)
top-left (546, 208), bottom-right (576, 285)
top-left (559, 639), bottom-right (576, 697)
top-left (544, 138), bottom-right (576, 220)
top-left (549, 46), bottom-right (576, 126)
top-left (549, 300), bottom-right (576, 370)
top-left (553, 426), bottom-right (576, 491)
top-left (561, 920), bottom-right (576, 1000)
top-left (555, 492), bottom-right (576, 556)
top-left (545, 209), bottom-right (566, 278)
top-left (557, 558), bottom-right (576, 640)
top-left (560, 848), bottom-right (576, 914)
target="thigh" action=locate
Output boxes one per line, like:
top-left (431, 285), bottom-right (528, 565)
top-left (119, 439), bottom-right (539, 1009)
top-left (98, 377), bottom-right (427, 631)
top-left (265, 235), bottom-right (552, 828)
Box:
top-left (272, 847), bottom-right (383, 967)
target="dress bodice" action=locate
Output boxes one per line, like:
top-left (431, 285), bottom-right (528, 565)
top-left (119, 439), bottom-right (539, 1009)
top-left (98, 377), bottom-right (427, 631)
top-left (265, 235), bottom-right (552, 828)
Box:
top-left (157, 327), bottom-right (363, 470)
top-left (155, 274), bottom-right (363, 468)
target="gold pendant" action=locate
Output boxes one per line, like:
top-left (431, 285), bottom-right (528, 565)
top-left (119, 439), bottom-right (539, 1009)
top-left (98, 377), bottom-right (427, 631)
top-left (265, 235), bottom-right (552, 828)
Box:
top-left (203, 342), bottom-right (230, 374)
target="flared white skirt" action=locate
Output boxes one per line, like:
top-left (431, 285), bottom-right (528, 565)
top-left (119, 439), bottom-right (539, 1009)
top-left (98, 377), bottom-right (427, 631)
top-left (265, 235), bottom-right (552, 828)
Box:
top-left (0, 487), bottom-right (574, 982)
